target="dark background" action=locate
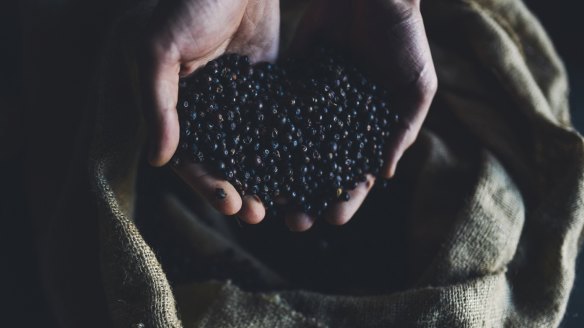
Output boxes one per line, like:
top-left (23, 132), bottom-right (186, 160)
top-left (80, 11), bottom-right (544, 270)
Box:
top-left (531, 0), bottom-right (584, 324)
top-left (1, 0), bottom-right (582, 326)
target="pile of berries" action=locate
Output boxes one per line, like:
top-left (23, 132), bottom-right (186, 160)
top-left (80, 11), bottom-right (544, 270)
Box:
top-left (172, 48), bottom-right (399, 217)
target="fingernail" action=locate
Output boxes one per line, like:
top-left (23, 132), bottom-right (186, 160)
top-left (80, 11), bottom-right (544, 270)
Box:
top-left (365, 178), bottom-right (374, 190)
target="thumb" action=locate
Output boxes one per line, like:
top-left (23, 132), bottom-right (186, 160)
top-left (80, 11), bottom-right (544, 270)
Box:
top-left (140, 40), bottom-right (181, 167)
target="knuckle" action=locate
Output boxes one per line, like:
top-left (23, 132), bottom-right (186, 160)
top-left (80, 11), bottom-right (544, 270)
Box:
top-left (424, 71), bottom-right (439, 98)
top-left (411, 68), bottom-right (438, 106)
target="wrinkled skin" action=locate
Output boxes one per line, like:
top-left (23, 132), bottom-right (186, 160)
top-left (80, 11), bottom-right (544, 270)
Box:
top-left (140, 0), bottom-right (436, 231)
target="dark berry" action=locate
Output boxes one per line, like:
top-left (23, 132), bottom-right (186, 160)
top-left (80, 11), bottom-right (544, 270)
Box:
top-left (174, 48), bottom-right (398, 220)
top-left (215, 188), bottom-right (227, 200)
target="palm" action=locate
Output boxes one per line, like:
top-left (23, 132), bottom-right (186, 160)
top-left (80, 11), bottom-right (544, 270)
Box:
top-left (150, 0), bottom-right (279, 76)
top-left (142, 0), bottom-right (280, 223)
top-left (287, 0), bottom-right (437, 226)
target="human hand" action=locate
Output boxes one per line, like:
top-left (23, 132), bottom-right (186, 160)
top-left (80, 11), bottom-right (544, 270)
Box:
top-left (287, 0), bottom-right (437, 228)
top-left (141, 0), bottom-right (280, 223)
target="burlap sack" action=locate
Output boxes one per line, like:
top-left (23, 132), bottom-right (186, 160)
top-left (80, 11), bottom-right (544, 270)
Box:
top-left (43, 0), bottom-right (584, 326)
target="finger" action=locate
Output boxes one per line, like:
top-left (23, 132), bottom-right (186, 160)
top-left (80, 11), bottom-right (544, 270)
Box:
top-left (173, 162), bottom-right (242, 215)
top-left (381, 61), bottom-right (437, 178)
top-left (285, 211), bottom-right (316, 232)
top-left (324, 174), bottom-right (375, 226)
top-left (238, 195), bottom-right (266, 224)
top-left (141, 40), bottom-right (182, 167)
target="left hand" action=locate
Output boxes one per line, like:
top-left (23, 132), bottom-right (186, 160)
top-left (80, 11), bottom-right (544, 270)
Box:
top-left (285, 0), bottom-right (437, 229)
top-left (138, 0), bottom-right (280, 223)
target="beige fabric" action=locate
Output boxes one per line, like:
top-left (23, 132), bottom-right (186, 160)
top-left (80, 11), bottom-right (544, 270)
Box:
top-left (76, 0), bottom-right (584, 327)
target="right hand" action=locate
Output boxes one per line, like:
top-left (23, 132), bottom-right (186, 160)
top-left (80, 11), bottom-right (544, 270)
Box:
top-left (287, 0), bottom-right (437, 229)
top-left (140, 0), bottom-right (280, 223)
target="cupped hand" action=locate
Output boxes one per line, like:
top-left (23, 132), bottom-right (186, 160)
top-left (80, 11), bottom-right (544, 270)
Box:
top-left (141, 0), bottom-right (279, 223)
top-left (285, 0), bottom-right (438, 229)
